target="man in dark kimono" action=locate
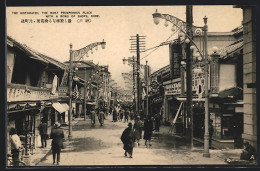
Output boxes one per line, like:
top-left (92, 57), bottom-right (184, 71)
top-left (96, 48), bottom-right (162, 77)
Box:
top-left (112, 107), bottom-right (118, 122)
top-left (121, 122), bottom-right (135, 158)
top-left (144, 115), bottom-right (153, 147)
top-left (50, 122), bottom-right (65, 165)
top-left (38, 118), bottom-right (48, 148)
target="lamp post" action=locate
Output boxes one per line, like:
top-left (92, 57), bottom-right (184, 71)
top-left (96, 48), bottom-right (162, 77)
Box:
top-left (153, 7), bottom-right (202, 149)
top-left (153, 8), bottom-right (212, 153)
top-left (203, 16), bottom-right (210, 157)
top-left (68, 40), bottom-right (106, 138)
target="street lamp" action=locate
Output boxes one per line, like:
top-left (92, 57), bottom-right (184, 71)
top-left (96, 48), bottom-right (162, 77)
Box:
top-left (202, 16), bottom-right (210, 158)
top-left (153, 9), bottom-right (211, 156)
top-left (68, 40), bottom-right (106, 138)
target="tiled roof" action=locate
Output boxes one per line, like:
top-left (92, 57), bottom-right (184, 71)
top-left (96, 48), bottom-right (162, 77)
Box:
top-left (7, 35), bottom-right (67, 70)
top-left (218, 87), bottom-right (243, 99)
top-left (218, 39), bottom-right (243, 58)
top-left (151, 64), bottom-right (170, 77)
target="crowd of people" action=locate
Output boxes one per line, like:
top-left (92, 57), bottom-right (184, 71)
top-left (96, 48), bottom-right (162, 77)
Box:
top-left (8, 103), bottom-right (257, 165)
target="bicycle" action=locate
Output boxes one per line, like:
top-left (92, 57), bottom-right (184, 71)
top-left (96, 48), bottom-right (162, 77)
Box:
top-left (7, 153), bottom-right (27, 166)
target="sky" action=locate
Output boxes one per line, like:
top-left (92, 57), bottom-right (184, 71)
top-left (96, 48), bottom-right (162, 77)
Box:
top-left (6, 5), bottom-right (243, 88)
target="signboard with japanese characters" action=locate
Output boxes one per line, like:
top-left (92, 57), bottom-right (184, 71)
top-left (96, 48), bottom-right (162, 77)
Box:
top-left (164, 82), bottom-right (181, 95)
top-left (7, 87), bottom-right (52, 102)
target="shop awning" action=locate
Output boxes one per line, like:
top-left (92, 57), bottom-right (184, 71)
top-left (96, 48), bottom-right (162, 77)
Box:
top-left (218, 87), bottom-right (243, 99)
top-left (176, 97), bottom-right (205, 102)
top-left (61, 103), bottom-right (69, 111)
top-left (52, 102), bottom-right (66, 113)
top-left (86, 102), bottom-right (96, 105)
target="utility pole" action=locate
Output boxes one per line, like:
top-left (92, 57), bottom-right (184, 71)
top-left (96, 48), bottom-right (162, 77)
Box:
top-left (132, 56), bottom-right (136, 112)
top-left (68, 43), bottom-right (73, 138)
top-left (186, 5), bottom-right (193, 149)
top-left (145, 60), bottom-right (149, 116)
top-left (136, 34), bottom-right (140, 116)
top-left (130, 34), bottom-right (146, 117)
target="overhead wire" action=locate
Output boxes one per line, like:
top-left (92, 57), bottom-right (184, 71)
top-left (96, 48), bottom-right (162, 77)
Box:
top-left (140, 29), bottom-right (179, 60)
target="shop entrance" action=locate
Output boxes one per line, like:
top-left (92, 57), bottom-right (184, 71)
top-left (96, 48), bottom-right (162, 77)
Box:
top-left (193, 107), bottom-right (205, 139)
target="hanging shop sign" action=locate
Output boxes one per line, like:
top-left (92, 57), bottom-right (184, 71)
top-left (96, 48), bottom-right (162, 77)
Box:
top-left (7, 87), bottom-right (53, 102)
top-left (152, 96), bottom-right (163, 104)
top-left (183, 69), bottom-right (210, 93)
top-left (164, 82), bottom-right (181, 95)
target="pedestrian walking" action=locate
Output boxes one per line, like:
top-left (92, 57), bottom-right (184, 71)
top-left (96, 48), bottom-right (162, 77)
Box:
top-left (129, 109), bottom-right (134, 121)
top-left (133, 116), bottom-right (143, 147)
top-left (143, 115), bottom-right (153, 147)
top-left (112, 107), bottom-right (117, 122)
top-left (209, 119), bottom-right (214, 149)
top-left (50, 122), bottom-right (65, 165)
top-left (232, 120), bottom-right (243, 148)
top-left (124, 109), bottom-right (129, 123)
top-left (109, 106), bottom-right (114, 115)
top-left (154, 113), bottom-right (161, 132)
top-left (90, 106), bottom-right (96, 127)
top-left (98, 108), bottom-right (105, 126)
top-left (117, 107), bottom-right (121, 121)
top-left (72, 107), bottom-right (75, 118)
top-left (121, 122), bottom-right (135, 158)
top-left (120, 109), bottom-right (124, 122)
top-left (9, 127), bottom-right (22, 166)
top-left (38, 118), bottom-right (48, 148)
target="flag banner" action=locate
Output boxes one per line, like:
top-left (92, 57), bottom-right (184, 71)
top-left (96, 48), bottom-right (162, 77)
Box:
top-left (196, 77), bottom-right (204, 101)
top-left (142, 88), bottom-right (146, 99)
top-left (51, 75), bottom-right (58, 95)
top-left (86, 90), bottom-right (90, 99)
top-left (72, 42), bottom-right (101, 61)
top-left (72, 84), bottom-right (80, 99)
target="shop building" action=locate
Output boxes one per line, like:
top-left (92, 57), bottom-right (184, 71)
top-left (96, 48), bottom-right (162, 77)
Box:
top-left (7, 36), bottom-right (69, 157)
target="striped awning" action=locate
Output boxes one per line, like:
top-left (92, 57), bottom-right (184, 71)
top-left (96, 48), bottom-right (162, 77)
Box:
top-left (52, 102), bottom-right (66, 113)
top-left (61, 103), bottom-right (69, 111)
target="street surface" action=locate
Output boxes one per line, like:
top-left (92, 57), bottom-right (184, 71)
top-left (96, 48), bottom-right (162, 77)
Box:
top-left (37, 115), bottom-right (239, 166)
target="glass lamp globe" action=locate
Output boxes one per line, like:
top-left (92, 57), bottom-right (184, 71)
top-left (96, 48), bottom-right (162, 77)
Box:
top-left (178, 32), bottom-right (184, 37)
top-left (164, 20), bottom-right (169, 27)
top-left (185, 38), bottom-right (190, 44)
top-left (212, 46), bottom-right (218, 53)
top-left (190, 45), bottom-right (195, 50)
top-left (101, 39), bottom-right (106, 49)
top-left (171, 25), bottom-right (176, 32)
top-left (153, 9), bottom-right (161, 25)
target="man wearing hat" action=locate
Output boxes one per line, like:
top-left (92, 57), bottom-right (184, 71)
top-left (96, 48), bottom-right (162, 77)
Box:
top-left (50, 122), bottom-right (65, 165)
